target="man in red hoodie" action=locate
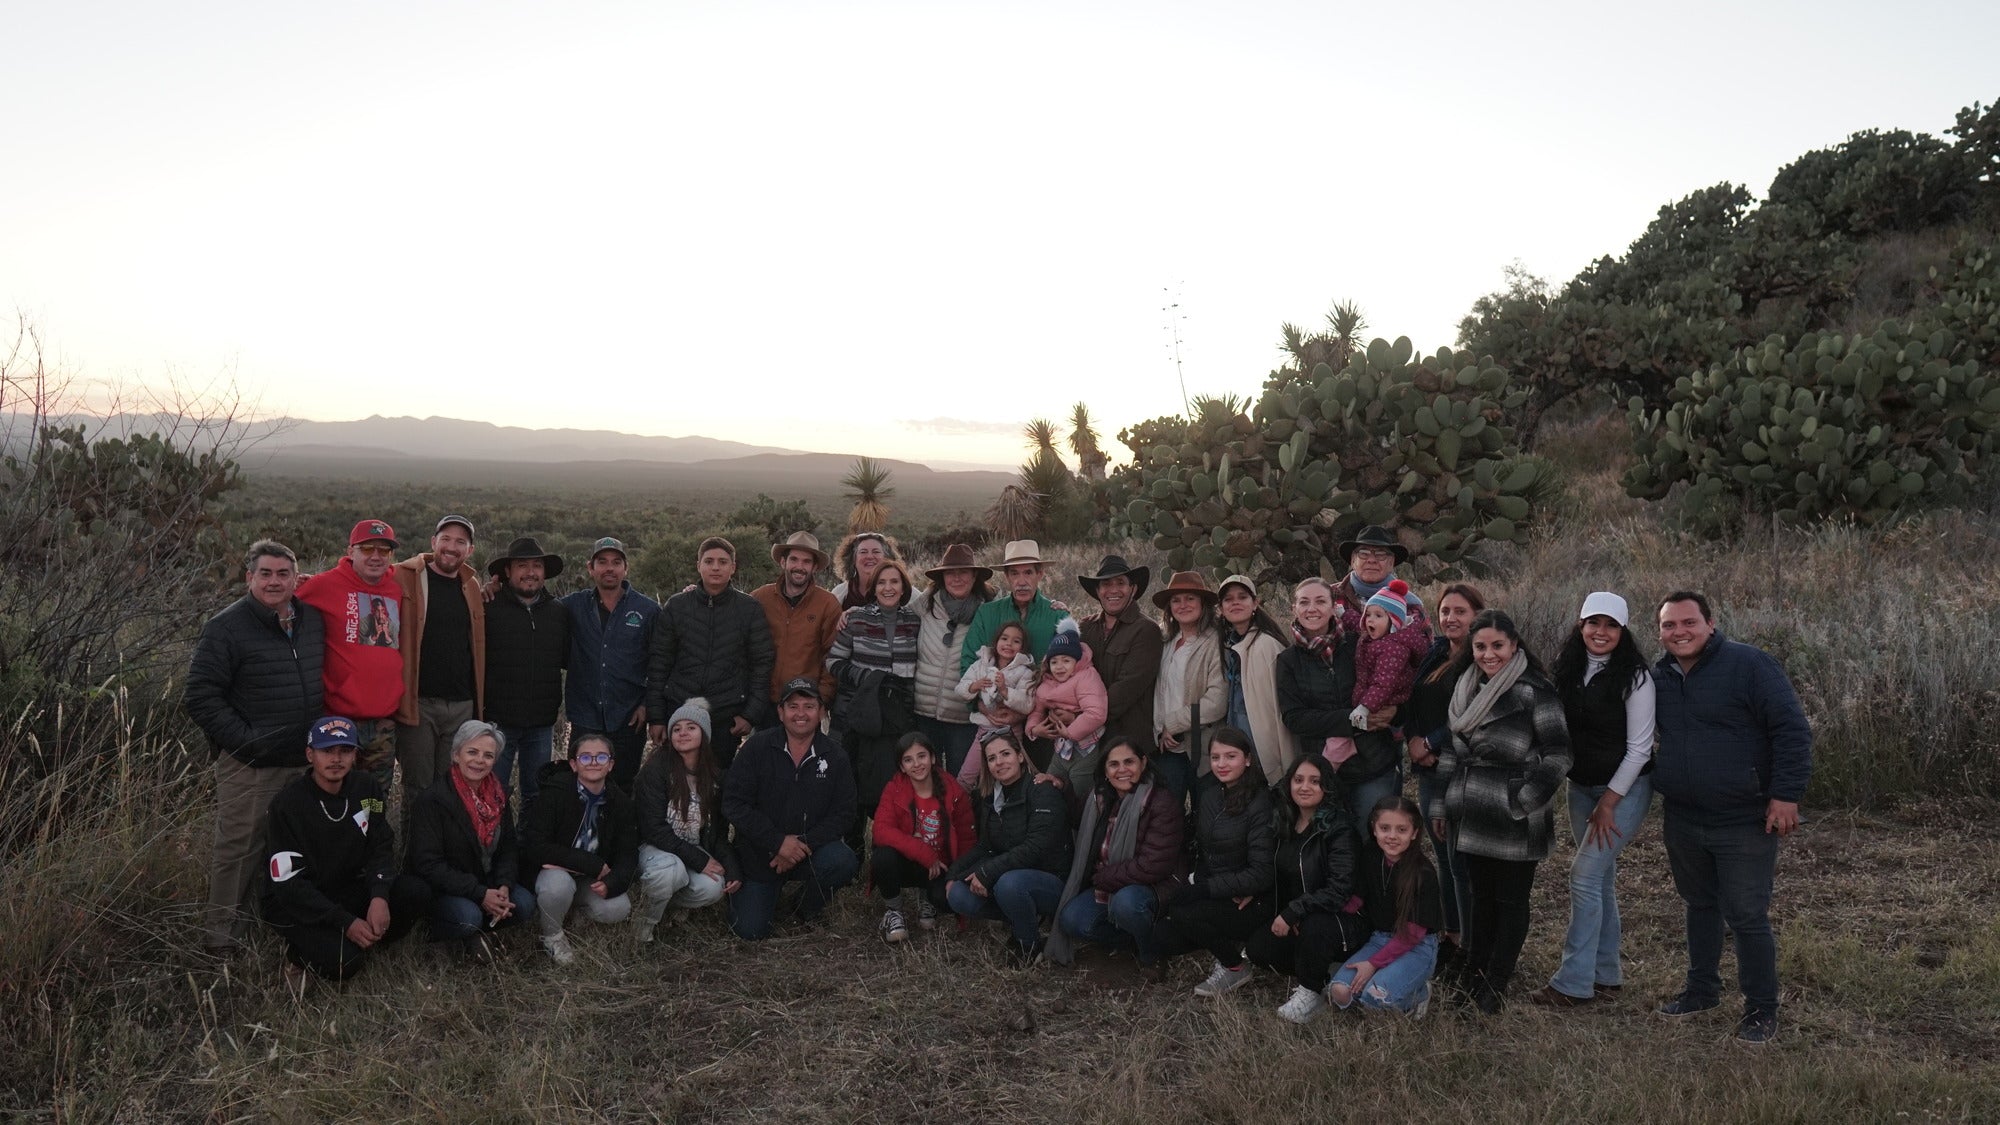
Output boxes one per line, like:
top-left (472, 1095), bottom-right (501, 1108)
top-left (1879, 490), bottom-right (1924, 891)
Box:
top-left (296, 519), bottom-right (409, 786)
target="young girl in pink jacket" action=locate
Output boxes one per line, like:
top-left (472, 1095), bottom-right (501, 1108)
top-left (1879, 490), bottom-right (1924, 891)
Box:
top-left (1026, 618), bottom-right (1108, 806)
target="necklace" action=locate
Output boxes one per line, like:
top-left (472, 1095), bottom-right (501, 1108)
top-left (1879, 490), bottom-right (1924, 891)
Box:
top-left (318, 796), bottom-right (351, 822)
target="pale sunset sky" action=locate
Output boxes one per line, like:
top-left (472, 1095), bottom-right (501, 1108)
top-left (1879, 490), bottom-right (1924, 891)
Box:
top-left (3, 1), bottom-right (1993, 470)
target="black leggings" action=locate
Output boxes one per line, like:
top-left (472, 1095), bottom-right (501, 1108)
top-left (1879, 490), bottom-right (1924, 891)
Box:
top-left (1159, 894), bottom-right (1274, 968)
top-left (869, 847), bottom-right (949, 908)
top-left (1462, 855), bottom-right (1539, 991)
top-left (269, 875), bottom-right (432, 980)
top-left (1245, 910), bottom-right (1368, 990)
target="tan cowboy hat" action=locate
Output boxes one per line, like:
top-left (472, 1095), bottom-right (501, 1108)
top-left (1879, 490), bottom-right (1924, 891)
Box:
top-left (770, 531), bottom-right (829, 570)
top-left (923, 542), bottom-right (994, 584)
top-left (1151, 570), bottom-right (1220, 611)
top-left (998, 539), bottom-right (1044, 567)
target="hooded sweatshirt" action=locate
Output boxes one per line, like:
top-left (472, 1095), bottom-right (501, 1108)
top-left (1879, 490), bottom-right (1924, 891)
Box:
top-left (296, 558), bottom-right (408, 721)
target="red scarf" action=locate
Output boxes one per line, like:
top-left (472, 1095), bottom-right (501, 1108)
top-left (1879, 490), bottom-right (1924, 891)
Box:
top-left (1291, 620), bottom-right (1340, 665)
top-left (451, 768), bottom-right (505, 848)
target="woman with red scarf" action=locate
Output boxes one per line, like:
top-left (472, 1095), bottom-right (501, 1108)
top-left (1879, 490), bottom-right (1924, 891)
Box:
top-left (408, 720), bottom-right (538, 956)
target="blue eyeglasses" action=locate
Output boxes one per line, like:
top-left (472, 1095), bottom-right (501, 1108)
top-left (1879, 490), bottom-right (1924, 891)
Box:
top-left (574, 752), bottom-right (612, 765)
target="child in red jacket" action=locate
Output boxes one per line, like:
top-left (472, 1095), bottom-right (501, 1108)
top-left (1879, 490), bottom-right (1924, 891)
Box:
top-left (871, 732), bottom-right (977, 942)
top-left (1348, 579), bottom-right (1431, 733)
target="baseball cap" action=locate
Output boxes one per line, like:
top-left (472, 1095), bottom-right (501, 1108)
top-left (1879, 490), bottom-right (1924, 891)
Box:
top-left (779, 676), bottom-right (820, 702)
top-left (590, 536), bottom-right (628, 560)
top-left (308, 715), bottom-right (361, 750)
top-left (435, 514), bottom-right (476, 539)
top-left (1578, 591), bottom-right (1630, 626)
top-left (347, 519), bottom-right (398, 548)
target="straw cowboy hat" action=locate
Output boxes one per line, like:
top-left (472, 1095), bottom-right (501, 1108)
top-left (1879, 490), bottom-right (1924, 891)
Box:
top-left (997, 539), bottom-right (1045, 567)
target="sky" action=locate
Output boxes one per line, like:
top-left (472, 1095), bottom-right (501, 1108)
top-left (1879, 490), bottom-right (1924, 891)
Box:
top-left (3, 1), bottom-right (1995, 471)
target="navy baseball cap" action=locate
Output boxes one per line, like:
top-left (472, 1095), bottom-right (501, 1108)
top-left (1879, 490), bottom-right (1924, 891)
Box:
top-left (308, 716), bottom-right (361, 750)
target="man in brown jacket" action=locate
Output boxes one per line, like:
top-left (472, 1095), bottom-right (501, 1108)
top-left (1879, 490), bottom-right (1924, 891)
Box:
top-left (750, 531), bottom-right (842, 713)
top-left (1076, 555), bottom-right (1163, 755)
top-left (393, 514), bottom-right (487, 810)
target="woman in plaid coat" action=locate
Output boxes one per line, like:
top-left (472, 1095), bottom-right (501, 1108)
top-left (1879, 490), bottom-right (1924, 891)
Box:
top-left (1433, 609), bottom-right (1571, 1015)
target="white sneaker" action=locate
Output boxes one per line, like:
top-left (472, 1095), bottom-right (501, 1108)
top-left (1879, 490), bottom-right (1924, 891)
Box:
top-left (634, 920), bottom-right (657, 945)
top-left (880, 908), bottom-right (909, 944)
top-left (542, 931), bottom-right (577, 965)
top-left (917, 900), bottom-right (938, 931)
top-left (1410, 982), bottom-right (1432, 1020)
top-left (1193, 961), bottom-right (1250, 997)
top-left (1278, 984), bottom-right (1326, 1024)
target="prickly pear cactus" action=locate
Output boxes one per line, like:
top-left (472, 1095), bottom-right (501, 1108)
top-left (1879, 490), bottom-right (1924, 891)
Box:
top-left (1121, 337), bottom-right (1547, 583)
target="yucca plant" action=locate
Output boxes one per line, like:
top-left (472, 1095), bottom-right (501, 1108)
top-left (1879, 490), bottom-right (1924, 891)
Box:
top-left (986, 483), bottom-right (1040, 542)
top-left (841, 455), bottom-right (895, 532)
top-left (1279, 299), bottom-right (1368, 378)
top-left (1022, 417), bottom-right (1059, 457)
top-left (1069, 402), bottom-right (1108, 482)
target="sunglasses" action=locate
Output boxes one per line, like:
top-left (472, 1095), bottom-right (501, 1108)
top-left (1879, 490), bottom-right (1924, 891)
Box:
top-left (573, 752), bottom-right (612, 766)
top-left (354, 544), bottom-right (395, 556)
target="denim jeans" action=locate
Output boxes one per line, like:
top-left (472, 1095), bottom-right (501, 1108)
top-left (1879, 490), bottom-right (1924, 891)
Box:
top-left (1343, 763), bottom-right (1403, 828)
top-left (1663, 810), bottom-right (1781, 1016)
top-left (428, 883), bottom-right (538, 941)
top-left (534, 868), bottom-right (633, 936)
top-left (494, 723), bottom-right (554, 807)
top-left (947, 868), bottom-right (1063, 948)
top-left (918, 717), bottom-right (979, 780)
top-left (1151, 750), bottom-right (1194, 808)
top-left (1056, 884), bottom-right (1162, 964)
top-left (1330, 930), bottom-right (1439, 1013)
top-left (727, 841), bottom-right (860, 940)
top-left (1415, 767), bottom-right (1469, 935)
top-left (636, 845), bottom-right (727, 924)
top-left (1548, 776), bottom-right (1653, 998)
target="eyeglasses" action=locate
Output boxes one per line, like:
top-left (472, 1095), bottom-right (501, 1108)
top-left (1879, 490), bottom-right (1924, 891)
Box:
top-left (355, 545), bottom-right (394, 557)
top-left (1352, 548), bottom-right (1396, 561)
top-left (573, 752), bottom-right (612, 765)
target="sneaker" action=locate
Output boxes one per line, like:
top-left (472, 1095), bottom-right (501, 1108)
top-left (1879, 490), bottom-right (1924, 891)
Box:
top-left (1735, 1012), bottom-right (1779, 1045)
top-left (880, 908), bottom-right (910, 944)
top-left (542, 931), bottom-right (577, 966)
top-left (634, 919), bottom-right (657, 945)
top-left (1528, 984), bottom-right (1592, 1009)
top-left (917, 900), bottom-right (939, 931)
top-left (1657, 993), bottom-right (1721, 1018)
top-left (1278, 985), bottom-right (1327, 1024)
top-left (1410, 982), bottom-right (1432, 1020)
top-left (1193, 961), bottom-right (1251, 997)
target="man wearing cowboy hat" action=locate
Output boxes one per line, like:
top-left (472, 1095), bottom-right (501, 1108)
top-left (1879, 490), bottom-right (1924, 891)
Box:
top-left (751, 531), bottom-right (843, 709)
top-left (1077, 554), bottom-right (1164, 756)
top-left (483, 536), bottom-right (572, 806)
top-left (1333, 525), bottom-right (1425, 638)
top-left (959, 539), bottom-right (1073, 680)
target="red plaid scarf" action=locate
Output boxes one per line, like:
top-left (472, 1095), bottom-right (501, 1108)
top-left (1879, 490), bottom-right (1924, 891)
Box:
top-left (450, 768), bottom-right (505, 848)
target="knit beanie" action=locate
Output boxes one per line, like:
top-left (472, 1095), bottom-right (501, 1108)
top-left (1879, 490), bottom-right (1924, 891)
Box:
top-left (668, 696), bottom-right (713, 742)
top-left (1365, 579), bottom-right (1411, 629)
top-left (1043, 617), bottom-right (1083, 661)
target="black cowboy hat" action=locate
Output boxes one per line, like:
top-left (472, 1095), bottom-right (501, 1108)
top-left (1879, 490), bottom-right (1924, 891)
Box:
top-left (486, 535), bottom-right (565, 579)
top-left (1078, 554), bottom-right (1151, 599)
top-left (1336, 524), bottom-right (1410, 566)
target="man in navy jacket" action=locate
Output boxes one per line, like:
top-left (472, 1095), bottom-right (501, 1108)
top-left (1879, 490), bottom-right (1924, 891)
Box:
top-left (1651, 591), bottom-right (1812, 1045)
top-left (561, 537), bottom-right (659, 791)
top-left (721, 678), bottom-right (859, 939)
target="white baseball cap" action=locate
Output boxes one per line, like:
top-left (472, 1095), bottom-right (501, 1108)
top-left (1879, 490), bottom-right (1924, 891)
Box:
top-left (1578, 591), bottom-right (1629, 626)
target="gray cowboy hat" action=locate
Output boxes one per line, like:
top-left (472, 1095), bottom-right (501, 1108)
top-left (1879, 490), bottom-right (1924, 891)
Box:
top-left (1078, 554), bottom-right (1151, 600)
top-left (1336, 524), bottom-right (1410, 566)
top-left (486, 535), bottom-right (564, 579)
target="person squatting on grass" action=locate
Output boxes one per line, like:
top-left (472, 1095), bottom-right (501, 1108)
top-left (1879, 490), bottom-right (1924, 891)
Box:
top-left (262, 716), bottom-right (431, 985)
top-left (520, 733), bottom-right (640, 965)
top-left (870, 732), bottom-right (976, 943)
top-left (1246, 753), bottom-right (1367, 1024)
top-left (632, 698), bottom-right (741, 944)
top-left (407, 720), bottom-right (537, 957)
top-left (1529, 592), bottom-right (1656, 1010)
top-left (1157, 727), bottom-right (1275, 998)
top-left (946, 728), bottom-right (1073, 965)
top-left (720, 679), bottom-right (861, 940)
top-left (1325, 795), bottom-right (1443, 1016)
top-left (1045, 736), bottom-right (1186, 977)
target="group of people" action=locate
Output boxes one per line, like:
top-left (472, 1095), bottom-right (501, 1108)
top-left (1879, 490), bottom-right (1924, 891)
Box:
top-left (185, 519), bottom-right (1812, 1042)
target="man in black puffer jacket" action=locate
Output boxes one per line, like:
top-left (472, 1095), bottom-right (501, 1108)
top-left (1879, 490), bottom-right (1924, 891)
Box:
top-left (646, 537), bottom-right (774, 767)
top-left (184, 539), bottom-right (325, 954)
top-left (482, 536), bottom-right (571, 806)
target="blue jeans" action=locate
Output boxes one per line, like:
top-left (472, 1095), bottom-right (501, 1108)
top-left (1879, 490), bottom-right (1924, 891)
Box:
top-left (1330, 931), bottom-right (1439, 1013)
top-left (727, 842), bottom-right (860, 941)
top-left (1549, 776), bottom-right (1652, 998)
top-left (1416, 767), bottom-right (1468, 935)
top-left (947, 868), bottom-right (1063, 948)
top-left (1663, 810), bottom-right (1781, 1016)
top-left (427, 883), bottom-right (538, 941)
top-left (918, 717), bottom-right (979, 780)
top-left (1056, 884), bottom-right (1162, 964)
top-left (1343, 763), bottom-right (1403, 828)
top-left (494, 723), bottom-right (554, 806)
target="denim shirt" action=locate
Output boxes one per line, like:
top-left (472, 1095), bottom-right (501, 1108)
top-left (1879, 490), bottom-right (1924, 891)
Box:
top-left (561, 583), bottom-right (659, 731)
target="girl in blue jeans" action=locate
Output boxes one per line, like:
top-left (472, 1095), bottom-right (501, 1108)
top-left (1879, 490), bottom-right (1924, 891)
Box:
top-left (1328, 795), bottom-right (1442, 1015)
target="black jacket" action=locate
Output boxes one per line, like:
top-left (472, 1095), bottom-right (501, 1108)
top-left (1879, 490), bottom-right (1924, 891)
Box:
top-left (407, 775), bottom-right (522, 901)
top-left (1187, 778), bottom-right (1275, 900)
top-left (721, 727), bottom-right (856, 881)
top-left (1272, 804), bottom-right (1360, 927)
top-left (1352, 837), bottom-right (1444, 937)
top-left (1275, 636), bottom-right (1399, 787)
top-left (646, 586), bottom-right (776, 728)
top-left (482, 591), bottom-right (570, 727)
top-left (518, 761), bottom-right (639, 898)
top-left (951, 775), bottom-right (1073, 887)
top-left (261, 771), bottom-right (394, 928)
top-left (183, 595), bottom-right (325, 767)
top-left (633, 748), bottom-right (741, 882)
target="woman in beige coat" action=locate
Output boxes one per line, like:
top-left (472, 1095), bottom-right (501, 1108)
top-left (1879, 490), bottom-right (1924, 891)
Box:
top-left (1151, 571), bottom-right (1228, 803)
top-left (1216, 574), bottom-right (1300, 783)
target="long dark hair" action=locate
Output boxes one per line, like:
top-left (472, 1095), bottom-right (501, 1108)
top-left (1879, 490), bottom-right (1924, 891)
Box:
top-left (1208, 726), bottom-right (1266, 815)
top-left (1552, 612), bottom-right (1649, 704)
top-left (1091, 734), bottom-right (1152, 806)
top-left (1421, 582), bottom-right (1487, 686)
top-left (1275, 753), bottom-right (1340, 834)
top-left (662, 724), bottom-right (721, 826)
top-left (1369, 794), bottom-right (1435, 937)
top-left (895, 730), bottom-right (941, 797)
top-left (1214, 581), bottom-right (1285, 648)
top-left (1445, 608), bottom-right (1550, 685)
